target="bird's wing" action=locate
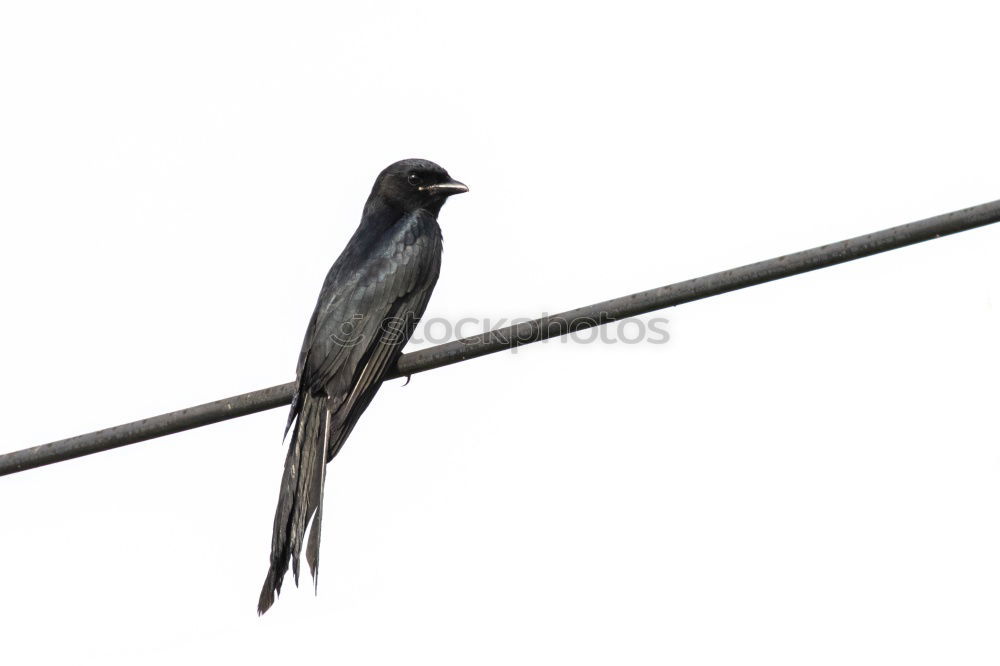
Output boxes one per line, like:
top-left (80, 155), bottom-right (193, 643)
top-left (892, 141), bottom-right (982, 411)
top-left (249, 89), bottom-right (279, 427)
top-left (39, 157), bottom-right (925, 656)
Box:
top-left (300, 230), bottom-right (439, 411)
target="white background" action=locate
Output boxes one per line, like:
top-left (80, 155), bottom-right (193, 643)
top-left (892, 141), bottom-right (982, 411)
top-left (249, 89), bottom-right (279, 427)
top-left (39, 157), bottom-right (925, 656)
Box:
top-left (2, 2), bottom-right (999, 664)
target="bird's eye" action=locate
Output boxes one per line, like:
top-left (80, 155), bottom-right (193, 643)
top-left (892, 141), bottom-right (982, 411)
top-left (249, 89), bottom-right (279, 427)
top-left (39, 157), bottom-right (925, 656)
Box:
top-left (407, 173), bottom-right (422, 187)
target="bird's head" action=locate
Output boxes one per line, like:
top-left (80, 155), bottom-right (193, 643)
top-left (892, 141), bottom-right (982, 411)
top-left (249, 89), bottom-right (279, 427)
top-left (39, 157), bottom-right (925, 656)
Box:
top-left (369, 158), bottom-right (468, 215)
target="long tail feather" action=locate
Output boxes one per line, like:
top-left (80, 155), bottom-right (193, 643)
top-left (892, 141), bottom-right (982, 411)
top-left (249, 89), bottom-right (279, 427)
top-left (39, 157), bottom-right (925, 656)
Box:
top-left (258, 395), bottom-right (331, 614)
top-left (306, 409), bottom-right (332, 590)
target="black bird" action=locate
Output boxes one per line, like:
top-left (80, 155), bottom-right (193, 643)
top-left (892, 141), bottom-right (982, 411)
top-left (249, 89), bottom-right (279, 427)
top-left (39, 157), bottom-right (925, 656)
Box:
top-left (258, 158), bottom-right (467, 614)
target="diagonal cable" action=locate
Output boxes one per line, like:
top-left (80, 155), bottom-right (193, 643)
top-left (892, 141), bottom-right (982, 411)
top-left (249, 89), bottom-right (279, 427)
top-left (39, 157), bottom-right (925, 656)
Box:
top-left (2, 198), bottom-right (999, 476)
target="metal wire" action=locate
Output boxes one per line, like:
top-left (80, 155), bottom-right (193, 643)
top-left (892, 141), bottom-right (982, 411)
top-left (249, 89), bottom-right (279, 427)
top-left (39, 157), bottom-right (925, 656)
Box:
top-left (3, 198), bottom-right (1000, 476)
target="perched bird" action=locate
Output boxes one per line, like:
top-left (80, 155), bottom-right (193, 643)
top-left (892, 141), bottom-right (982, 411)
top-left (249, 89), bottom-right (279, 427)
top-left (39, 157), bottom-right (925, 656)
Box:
top-left (258, 158), bottom-right (467, 614)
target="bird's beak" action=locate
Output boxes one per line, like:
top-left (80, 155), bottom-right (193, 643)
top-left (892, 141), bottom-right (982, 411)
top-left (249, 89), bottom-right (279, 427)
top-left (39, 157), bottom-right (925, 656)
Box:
top-left (422, 179), bottom-right (469, 196)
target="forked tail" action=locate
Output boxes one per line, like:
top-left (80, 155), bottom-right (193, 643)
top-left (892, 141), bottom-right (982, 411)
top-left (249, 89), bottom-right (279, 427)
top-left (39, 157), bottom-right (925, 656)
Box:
top-left (257, 394), bottom-right (332, 614)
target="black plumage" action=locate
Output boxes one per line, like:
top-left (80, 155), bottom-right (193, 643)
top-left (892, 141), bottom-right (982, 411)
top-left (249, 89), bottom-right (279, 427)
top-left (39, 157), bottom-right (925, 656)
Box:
top-left (258, 158), bottom-right (467, 614)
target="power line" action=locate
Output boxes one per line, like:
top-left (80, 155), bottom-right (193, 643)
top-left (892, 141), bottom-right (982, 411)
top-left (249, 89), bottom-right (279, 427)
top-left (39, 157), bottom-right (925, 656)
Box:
top-left (2, 198), bottom-right (999, 477)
